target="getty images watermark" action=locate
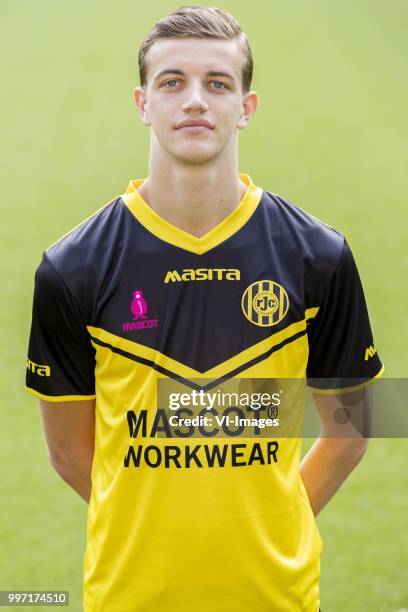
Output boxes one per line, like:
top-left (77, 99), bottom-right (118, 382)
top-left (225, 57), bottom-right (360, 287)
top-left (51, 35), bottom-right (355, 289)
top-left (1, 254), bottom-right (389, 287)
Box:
top-left (136, 377), bottom-right (408, 439)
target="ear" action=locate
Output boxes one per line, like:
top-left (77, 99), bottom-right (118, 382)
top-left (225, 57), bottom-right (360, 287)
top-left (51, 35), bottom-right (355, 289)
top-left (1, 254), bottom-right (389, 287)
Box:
top-left (237, 90), bottom-right (259, 130)
top-left (133, 86), bottom-right (151, 126)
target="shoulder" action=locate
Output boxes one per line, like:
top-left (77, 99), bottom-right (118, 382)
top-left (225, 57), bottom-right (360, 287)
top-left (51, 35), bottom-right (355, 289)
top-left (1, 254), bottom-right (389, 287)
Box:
top-left (45, 195), bottom-right (124, 273)
top-left (40, 193), bottom-right (131, 294)
top-left (261, 189), bottom-right (345, 270)
top-left (33, 194), bottom-right (127, 320)
top-left (258, 189), bottom-right (350, 309)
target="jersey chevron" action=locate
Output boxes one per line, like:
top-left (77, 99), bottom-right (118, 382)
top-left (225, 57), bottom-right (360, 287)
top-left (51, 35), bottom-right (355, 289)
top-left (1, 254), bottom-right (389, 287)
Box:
top-left (87, 310), bottom-right (318, 388)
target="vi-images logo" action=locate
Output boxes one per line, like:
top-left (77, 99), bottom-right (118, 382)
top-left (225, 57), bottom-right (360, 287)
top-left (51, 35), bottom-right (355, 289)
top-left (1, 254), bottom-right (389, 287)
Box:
top-left (122, 289), bottom-right (159, 332)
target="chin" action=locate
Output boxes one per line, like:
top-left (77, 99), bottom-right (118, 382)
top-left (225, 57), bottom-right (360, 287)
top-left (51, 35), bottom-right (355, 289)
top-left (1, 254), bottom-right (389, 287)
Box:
top-left (170, 145), bottom-right (222, 165)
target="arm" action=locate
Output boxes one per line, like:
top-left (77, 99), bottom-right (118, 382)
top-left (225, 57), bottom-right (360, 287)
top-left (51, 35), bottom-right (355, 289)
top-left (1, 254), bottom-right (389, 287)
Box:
top-left (39, 398), bottom-right (96, 503)
top-left (300, 386), bottom-right (372, 517)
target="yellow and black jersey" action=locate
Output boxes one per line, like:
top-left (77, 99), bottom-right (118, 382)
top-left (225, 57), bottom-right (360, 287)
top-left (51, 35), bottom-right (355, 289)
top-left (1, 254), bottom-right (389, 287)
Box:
top-left (25, 173), bottom-right (384, 612)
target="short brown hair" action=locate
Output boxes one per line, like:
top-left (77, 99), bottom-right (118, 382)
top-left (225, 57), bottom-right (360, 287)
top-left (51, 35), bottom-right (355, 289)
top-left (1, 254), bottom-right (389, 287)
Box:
top-left (138, 5), bottom-right (253, 93)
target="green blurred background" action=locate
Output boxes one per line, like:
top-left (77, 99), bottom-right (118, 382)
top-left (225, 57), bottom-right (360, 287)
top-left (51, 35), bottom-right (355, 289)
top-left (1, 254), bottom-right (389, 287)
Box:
top-left (1, 0), bottom-right (407, 610)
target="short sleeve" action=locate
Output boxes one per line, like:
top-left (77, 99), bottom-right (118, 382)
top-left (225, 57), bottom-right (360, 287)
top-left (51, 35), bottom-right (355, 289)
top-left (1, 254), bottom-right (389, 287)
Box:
top-left (25, 252), bottom-right (96, 401)
top-left (306, 238), bottom-right (384, 392)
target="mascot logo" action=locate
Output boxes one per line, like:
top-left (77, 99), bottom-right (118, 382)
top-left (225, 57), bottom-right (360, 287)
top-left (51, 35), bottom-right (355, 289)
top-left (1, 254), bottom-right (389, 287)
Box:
top-left (122, 289), bottom-right (159, 332)
top-left (131, 290), bottom-right (148, 320)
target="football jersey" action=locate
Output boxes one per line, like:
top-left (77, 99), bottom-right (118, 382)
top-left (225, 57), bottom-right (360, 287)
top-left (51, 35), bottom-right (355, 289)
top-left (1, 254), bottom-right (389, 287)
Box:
top-left (25, 173), bottom-right (384, 612)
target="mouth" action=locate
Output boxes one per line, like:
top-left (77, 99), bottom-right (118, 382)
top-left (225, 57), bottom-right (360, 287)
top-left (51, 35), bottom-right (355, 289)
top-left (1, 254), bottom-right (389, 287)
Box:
top-left (175, 119), bottom-right (214, 132)
top-left (176, 124), bottom-right (213, 133)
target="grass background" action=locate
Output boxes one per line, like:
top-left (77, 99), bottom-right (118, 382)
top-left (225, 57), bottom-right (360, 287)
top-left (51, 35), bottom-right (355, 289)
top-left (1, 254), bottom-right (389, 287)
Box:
top-left (1, 0), bottom-right (407, 610)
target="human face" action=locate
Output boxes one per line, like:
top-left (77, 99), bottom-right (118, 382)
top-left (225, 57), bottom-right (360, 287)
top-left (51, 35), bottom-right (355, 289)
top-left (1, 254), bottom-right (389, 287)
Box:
top-left (133, 38), bottom-right (258, 165)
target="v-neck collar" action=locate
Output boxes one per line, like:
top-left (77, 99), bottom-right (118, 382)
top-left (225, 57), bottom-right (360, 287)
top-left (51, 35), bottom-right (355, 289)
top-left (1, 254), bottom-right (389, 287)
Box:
top-left (121, 172), bottom-right (263, 255)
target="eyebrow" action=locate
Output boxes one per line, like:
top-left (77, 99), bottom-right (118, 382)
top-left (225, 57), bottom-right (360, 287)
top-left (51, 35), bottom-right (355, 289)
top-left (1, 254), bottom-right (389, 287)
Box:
top-left (153, 68), bottom-right (236, 81)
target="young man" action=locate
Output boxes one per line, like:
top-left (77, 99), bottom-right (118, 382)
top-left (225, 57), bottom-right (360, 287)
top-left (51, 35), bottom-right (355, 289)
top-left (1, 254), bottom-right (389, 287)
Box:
top-left (25, 6), bottom-right (384, 611)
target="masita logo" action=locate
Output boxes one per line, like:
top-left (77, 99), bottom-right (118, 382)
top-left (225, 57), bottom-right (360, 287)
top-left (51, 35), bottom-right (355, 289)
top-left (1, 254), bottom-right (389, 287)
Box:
top-left (26, 358), bottom-right (51, 377)
top-left (241, 280), bottom-right (289, 327)
top-left (164, 268), bottom-right (240, 283)
top-left (364, 345), bottom-right (377, 361)
top-left (122, 289), bottom-right (159, 332)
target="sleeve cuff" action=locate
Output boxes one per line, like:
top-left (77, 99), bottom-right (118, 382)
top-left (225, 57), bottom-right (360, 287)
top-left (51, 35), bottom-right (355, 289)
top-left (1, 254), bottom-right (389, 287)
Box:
top-left (307, 363), bottom-right (385, 395)
top-left (24, 386), bottom-right (96, 402)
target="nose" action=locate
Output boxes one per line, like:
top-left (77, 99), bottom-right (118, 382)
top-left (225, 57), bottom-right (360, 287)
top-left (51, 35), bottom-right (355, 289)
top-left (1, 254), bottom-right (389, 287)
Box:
top-left (181, 82), bottom-right (209, 113)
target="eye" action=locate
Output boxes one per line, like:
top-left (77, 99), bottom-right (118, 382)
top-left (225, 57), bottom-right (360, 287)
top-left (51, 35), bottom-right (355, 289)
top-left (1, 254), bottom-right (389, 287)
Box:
top-left (162, 79), bottom-right (179, 88)
top-left (210, 80), bottom-right (227, 89)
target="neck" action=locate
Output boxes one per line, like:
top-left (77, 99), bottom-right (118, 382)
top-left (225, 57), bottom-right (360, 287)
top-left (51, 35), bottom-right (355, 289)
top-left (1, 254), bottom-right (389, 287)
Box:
top-left (137, 143), bottom-right (247, 238)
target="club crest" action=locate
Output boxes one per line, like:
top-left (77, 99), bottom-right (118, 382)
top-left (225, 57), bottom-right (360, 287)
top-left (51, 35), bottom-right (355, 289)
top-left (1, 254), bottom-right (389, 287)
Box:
top-left (241, 280), bottom-right (289, 327)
